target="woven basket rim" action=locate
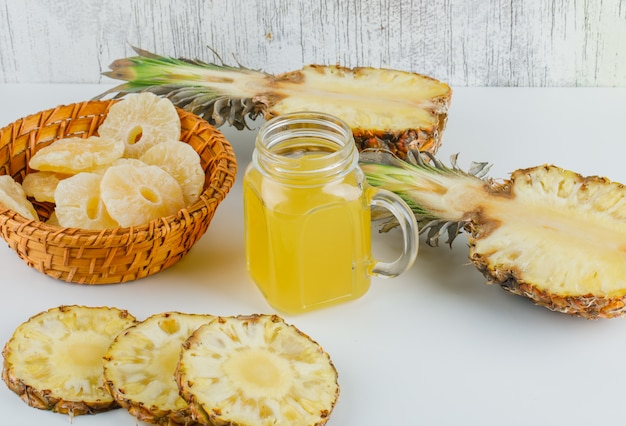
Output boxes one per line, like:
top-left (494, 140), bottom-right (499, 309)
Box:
top-left (0, 99), bottom-right (237, 241)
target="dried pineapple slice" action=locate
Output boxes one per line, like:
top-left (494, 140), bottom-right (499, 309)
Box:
top-left (1, 305), bottom-right (137, 417)
top-left (98, 92), bottom-right (181, 158)
top-left (0, 175), bottom-right (38, 220)
top-left (100, 163), bottom-right (185, 227)
top-left (103, 312), bottom-right (214, 425)
top-left (176, 314), bottom-right (339, 426)
top-left (91, 157), bottom-right (149, 174)
top-left (22, 171), bottom-right (69, 203)
top-left (54, 172), bottom-right (118, 230)
top-left (140, 140), bottom-right (205, 205)
top-left (29, 136), bottom-right (124, 174)
top-left (46, 211), bottom-right (60, 226)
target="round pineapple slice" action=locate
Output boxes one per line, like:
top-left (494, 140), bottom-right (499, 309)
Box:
top-left (100, 163), bottom-right (185, 227)
top-left (140, 140), bottom-right (205, 205)
top-left (103, 312), bottom-right (214, 425)
top-left (54, 173), bottom-right (118, 230)
top-left (176, 314), bottom-right (339, 426)
top-left (29, 136), bottom-right (124, 174)
top-left (0, 175), bottom-right (38, 220)
top-left (1, 305), bottom-right (137, 417)
top-left (98, 92), bottom-right (181, 158)
top-left (22, 171), bottom-right (69, 203)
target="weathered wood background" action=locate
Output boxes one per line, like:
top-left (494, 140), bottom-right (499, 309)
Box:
top-left (1, 0), bottom-right (625, 86)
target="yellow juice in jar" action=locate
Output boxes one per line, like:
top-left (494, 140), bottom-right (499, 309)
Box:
top-left (244, 143), bottom-right (374, 314)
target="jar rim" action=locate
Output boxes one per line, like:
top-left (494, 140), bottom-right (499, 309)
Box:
top-left (254, 112), bottom-right (357, 182)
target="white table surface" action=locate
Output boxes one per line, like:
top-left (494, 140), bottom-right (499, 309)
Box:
top-left (1, 84), bottom-right (626, 426)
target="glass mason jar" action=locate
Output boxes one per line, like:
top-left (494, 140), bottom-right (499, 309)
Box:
top-left (243, 112), bottom-right (419, 314)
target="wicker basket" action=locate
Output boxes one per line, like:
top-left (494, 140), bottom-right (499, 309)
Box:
top-left (0, 99), bottom-right (237, 284)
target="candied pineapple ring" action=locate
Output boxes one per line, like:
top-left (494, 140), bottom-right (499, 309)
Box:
top-left (22, 171), bottom-right (69, 203)
top-left (100, 163), bottom-right (185, 227)
top-left (98, 92), bottom-right (181, 158)
top-left (29, 136), bottom-right (124, 174)
top-left (95, 158), bottom-right (149, 173)
top-left (54, 173), bottom-right (118, 230)
top-left (0, 175), bottom-right (38, 220)
top-left (140, 140), bottom-right (205, 205)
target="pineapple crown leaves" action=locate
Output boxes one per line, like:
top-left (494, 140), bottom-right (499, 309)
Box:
top-left (95, 45), bottom-right (266, 130)
top-left (359, 148), bottom-right (492, 247)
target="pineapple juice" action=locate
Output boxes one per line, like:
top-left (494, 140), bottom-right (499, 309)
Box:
top-left (244, 150), bottom-right (373, 314)
top-left (243, 112), bottom-right (419, 314)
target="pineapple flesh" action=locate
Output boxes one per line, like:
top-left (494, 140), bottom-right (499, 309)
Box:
top-left (360, 149), bottom-right (626, 319)
top-left (103, 312), bottom-right (214, 425)
top-left (1, 305), bottom-right (137, 416)
top-left (176, 314), bottom-right (339, 426)
top-left (97, 46), bottom-right (451, 159)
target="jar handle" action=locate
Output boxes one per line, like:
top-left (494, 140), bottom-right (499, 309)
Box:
top-left (369, 189), bottom-right (419, 277)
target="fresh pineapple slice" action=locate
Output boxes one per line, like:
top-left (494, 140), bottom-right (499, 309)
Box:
top-left (140, 140), bottom-right (205, 205)
top-left (176, 314), bottom-right (339, 426)
top-left (1, 305), bottom-right (137, 417)
top-left (29, 136), bottom-right (124, 174)
top-left (98, 92), bottom-right (181, 158)
top-left (0, 175), bottom-right (38, 220)
top-left (98, 46), bottom-right (451, 159)
top-left (54, 172), bottom-right (119, 230)
top-left (103, 312), bottom-right (213, 425)
top-left (21, 171), bottom-right (69, 203)
top-left (100, 163), bottom-right (185, 227)
top-left (360, 149), bottom-right (626, 319)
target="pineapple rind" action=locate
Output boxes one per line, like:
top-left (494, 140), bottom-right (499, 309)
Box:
top-left (1, 305), bottom-right (136, 415)
top-left (176, 314), bottom-right (339, 426)
top-left (103, 311), bottom-right (214, 426)
top-left (477, 261), bottom-right (626, 319)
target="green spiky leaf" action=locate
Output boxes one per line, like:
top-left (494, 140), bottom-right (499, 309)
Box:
top-left (359, 149), bottom-right (491, 246)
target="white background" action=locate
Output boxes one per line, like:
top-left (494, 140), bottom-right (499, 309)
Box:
top-left (1, 84), bottom-right (626, 425)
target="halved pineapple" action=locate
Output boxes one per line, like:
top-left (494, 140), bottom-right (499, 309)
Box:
top-left (103, 312), bottom-right (214, 425)
top-left (1, 305), bottom-right (137, 416)
top-left (176, 314), bottom-right (339, 426)
top-left (98, 92), bottom-right (181, 158)
top-left (98, 46), bottom-right (451, 159)
top-left (360, 149), bottom-right (626, 319)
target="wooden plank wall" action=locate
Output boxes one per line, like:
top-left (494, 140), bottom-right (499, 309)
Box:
top-left (1, 0), bottom-right (625, 86)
